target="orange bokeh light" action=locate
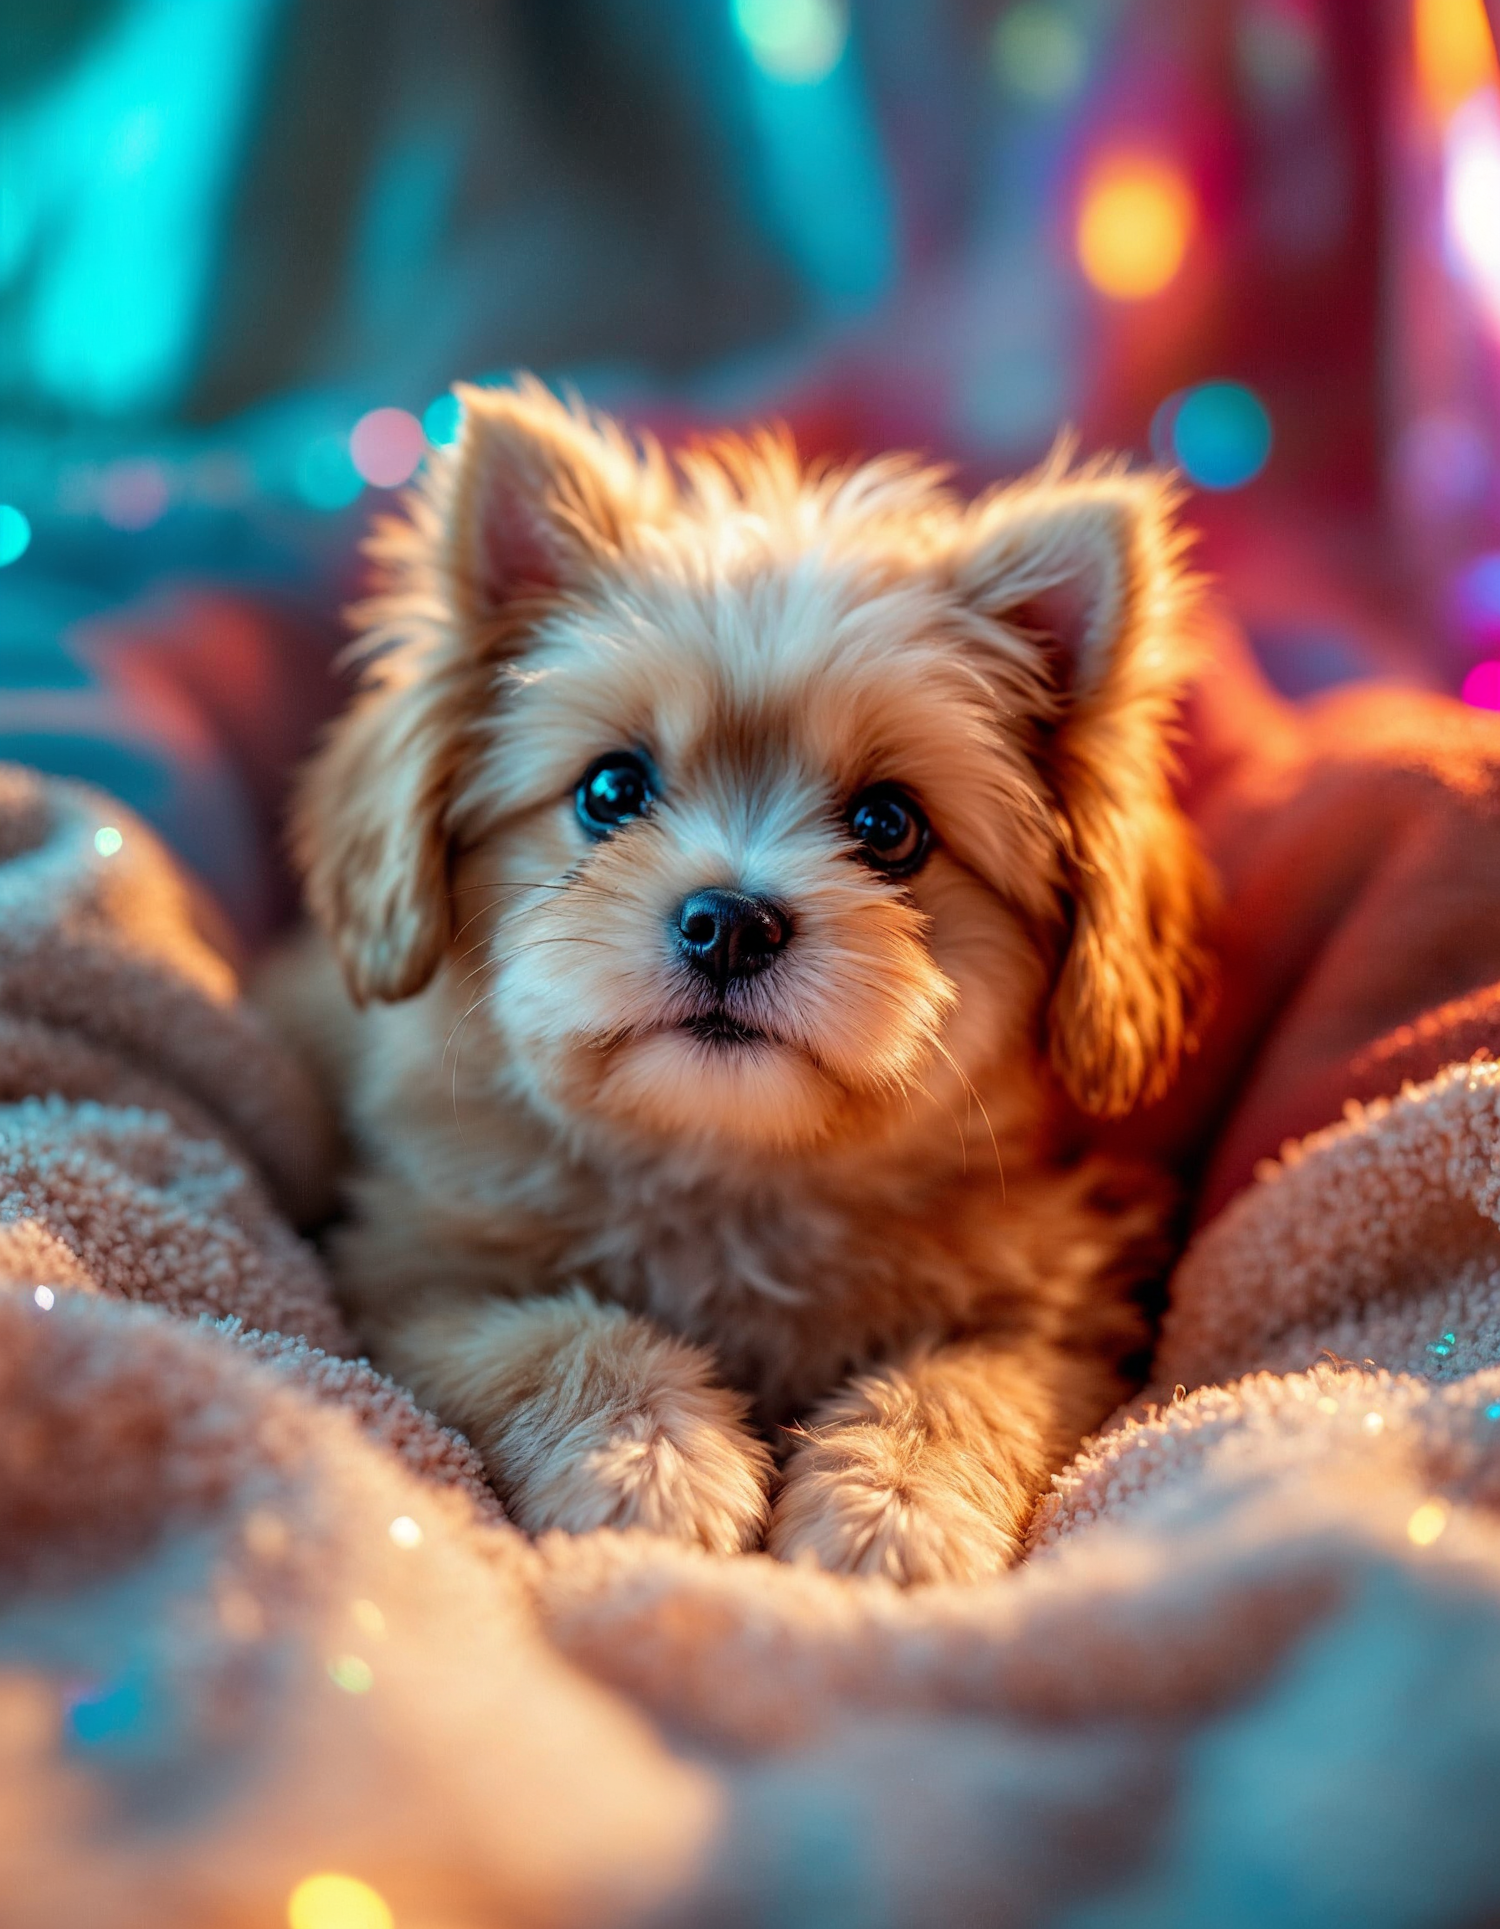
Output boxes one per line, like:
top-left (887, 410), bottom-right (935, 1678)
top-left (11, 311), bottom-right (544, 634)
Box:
top-left (1076, 156), bottom-right (1196, 301)
top-left (1414, 0), bottom-right (1499, 122)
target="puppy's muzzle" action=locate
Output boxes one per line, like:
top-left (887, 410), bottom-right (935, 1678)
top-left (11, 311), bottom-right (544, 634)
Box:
top-left (676, 888), bottom-right (792, 991)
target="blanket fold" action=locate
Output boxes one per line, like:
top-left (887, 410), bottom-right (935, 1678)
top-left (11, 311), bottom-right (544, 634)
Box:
top-left (3, 756), bottom-right (1500, 1927)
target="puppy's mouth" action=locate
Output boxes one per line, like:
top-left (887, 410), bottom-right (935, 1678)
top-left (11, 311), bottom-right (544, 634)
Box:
top-left (679, 1011), bottom-right (767, 1047)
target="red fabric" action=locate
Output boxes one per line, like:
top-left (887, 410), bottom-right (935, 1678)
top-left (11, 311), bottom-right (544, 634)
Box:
top-left (1103, 619), bottom-right (1500, 1221)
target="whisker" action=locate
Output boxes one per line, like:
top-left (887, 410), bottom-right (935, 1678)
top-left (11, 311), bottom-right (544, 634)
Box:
top-left (446, 986), bottom-right (504, 1130)
top-left (448, 935), bottom-right (617, 998)
top-left (929, 1036), bottom-right (1005, 1195)
top-left (447, 879), bottom-right (625, 946)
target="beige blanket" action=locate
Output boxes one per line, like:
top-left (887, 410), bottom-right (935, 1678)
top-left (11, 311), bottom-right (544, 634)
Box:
top-left (4, 760), bottom-right (1499, 1927)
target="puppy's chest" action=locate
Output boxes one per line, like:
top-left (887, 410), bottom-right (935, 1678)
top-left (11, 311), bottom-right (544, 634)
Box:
top-left (557, 1178), bottom-right (1030, 1417)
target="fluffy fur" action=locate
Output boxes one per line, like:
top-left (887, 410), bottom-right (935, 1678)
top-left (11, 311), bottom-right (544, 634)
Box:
top-left (287, 378), bottom-right (1214, 1583)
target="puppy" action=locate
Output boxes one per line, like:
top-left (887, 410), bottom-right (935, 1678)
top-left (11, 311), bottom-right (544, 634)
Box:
top-left (290, 379), bottom-right (1213, 1584)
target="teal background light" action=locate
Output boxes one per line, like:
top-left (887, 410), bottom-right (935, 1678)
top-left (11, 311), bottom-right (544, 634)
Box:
top-left (0, 505), bottom-right (33, 566)
top-left (1, 0), bottom-right (279, 418)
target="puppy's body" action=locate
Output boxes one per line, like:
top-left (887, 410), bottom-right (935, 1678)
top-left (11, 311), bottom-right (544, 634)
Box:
top-left (292, 383), bottom-right (1211, 1583)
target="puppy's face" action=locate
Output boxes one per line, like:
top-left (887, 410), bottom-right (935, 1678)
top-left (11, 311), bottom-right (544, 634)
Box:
top-left (455, 565), bottom-right (1049, 1154)
top-left (298, 384), bottom-right (1211, 1165)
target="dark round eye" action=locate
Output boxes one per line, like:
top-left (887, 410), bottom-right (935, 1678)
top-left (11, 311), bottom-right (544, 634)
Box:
top-left (577, 752), bottom-right (655, 835)
top-left (847, 784), bottom-right (930, 875)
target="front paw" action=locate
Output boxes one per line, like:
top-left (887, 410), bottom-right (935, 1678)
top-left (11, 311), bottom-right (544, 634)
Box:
top-left (768, 1420), bottom-right (1024, 1585)
top-left (508, 1388), bottom-right (771, 1554)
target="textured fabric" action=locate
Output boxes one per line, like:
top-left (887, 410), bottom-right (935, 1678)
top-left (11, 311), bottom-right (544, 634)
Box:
top-left (3, 757), bottom-right (1500, 1925)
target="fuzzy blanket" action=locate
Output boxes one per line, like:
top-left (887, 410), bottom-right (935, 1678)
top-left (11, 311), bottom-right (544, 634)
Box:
top-left (4, 691), bottom-right (1500, 1926)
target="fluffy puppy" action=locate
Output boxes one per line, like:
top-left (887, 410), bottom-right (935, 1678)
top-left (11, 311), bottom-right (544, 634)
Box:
top-left (290, 379), bottom-right (1213, 1584)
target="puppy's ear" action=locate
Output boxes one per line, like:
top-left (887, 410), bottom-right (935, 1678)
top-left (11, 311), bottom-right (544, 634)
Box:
top-left (294, 380), bottom-right (653, 1006)
top-left (954, 466), bottom-right (1215, 1116)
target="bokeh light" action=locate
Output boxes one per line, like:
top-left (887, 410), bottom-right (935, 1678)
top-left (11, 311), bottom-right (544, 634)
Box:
top-left (0, 505), bottom-right (31, 566)
top-left (1461, 659), bottom-right (1500, 708)
top-left (1444, 88), bottom-right (1500, 330)
top-left (1414, 0), bottom-right (1498, 123)
top-left (350, 1598), bottom-right (386, 1639)
top-left (1076, 157), bottom-right (1195, 300)
top-left (98, 459), bottom-right (169, 531)
top-left (422, 393), bottom-right (462, 447)
top-left (387, 1515), bottom-right (423, 1548)
top-left (287, 1872), bottom-right (394, 1929)
top-left (34, 1285), bottom-right (55, 1310)
top-left (1406, 1497), bottom-right (1451, 1545)
top-left (1236, 3), bottom-right (1324, 106)
top-left (349, 408), bottom-right (426, 488)
top-left (1453, 550), bottom-right (1500, 650)
top-left (991, 5), bottom-right (1088, 105)
top-left (66, 1675), bottom-right (147, 1746)
top-left (94, 826), bottom-right (124, 857)
top-left (296, 435), bottom-right (364, 512)
top-left (1395, 409), bottom-right (1493, 517)
top-left (328, 1654), bottom-right (373, 1694)
top-left (1156, 381), bottom-right (1273, 490)
top-left (732, 0), bottom-right (848, 85)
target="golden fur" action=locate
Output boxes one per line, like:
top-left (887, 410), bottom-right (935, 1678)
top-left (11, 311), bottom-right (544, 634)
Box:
top-left (286, 378), bottom-right (1214, 1583)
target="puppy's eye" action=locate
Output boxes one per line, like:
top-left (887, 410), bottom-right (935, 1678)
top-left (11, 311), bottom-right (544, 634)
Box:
top-left (847, 784), bottom-right (930, 876)
top-left (577, 752), bottom-right (655, 835)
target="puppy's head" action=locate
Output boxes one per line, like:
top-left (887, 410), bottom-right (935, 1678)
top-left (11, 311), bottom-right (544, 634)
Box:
top-left (296, 381), bottom-right (1212, 1159)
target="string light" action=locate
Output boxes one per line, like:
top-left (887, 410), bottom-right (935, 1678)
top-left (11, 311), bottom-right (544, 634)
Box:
top-left (1076, 156), bottom-right (1195, 299)
top-left (287, 1873), bottom-right (394, 1929)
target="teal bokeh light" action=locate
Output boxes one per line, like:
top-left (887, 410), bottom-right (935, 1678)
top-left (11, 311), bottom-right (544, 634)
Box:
top-left (730, 0), bottom-right (894, 313)
top-left (2, 0), bottom-right (278, 417)
top-left (732, 0), bottom-right (848, 84)
top-left (422, 393), bottom-right (462, 448)
top-left (295, 434), bottom-right (363, 512)
top-left (1157, 382), bottom-right (1273, 491)
top-left (0, 505), bottom-right (32, 566)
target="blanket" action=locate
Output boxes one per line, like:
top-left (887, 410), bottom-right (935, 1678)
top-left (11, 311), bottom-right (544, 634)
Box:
top-left (3, 675), bottom-right (1500, 1926)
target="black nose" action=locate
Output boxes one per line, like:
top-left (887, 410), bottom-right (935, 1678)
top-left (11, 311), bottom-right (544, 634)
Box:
top-left (676, 888), bottom-right (791, 989)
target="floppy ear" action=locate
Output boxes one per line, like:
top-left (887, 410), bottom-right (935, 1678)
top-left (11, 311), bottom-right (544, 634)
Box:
top-left (293, 380), bottom-right (653, 1006)
top-left (953, 465), bottom-right (1215, 1116)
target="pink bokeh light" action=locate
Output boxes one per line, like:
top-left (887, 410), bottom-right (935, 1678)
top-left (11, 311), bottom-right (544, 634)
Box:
top-left (1461, 658), bottom-right (1500, 708)
top-left (349, 408), bottom-right (426, 488)
top-left (98, 459), bottom-right (170, 531)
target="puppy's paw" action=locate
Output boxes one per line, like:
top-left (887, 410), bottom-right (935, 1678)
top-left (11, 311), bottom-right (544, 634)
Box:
top-left (464, 1300), bottom-right (770, 1554)
top-left (508, 1384), bottom-right (772, 1555)
top-left (768, 1418), bottom-right (1024, 1585)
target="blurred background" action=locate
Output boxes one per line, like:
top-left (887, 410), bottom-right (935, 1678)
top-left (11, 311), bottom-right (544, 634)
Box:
top-left (2, 0), bottom-right (1498, 941)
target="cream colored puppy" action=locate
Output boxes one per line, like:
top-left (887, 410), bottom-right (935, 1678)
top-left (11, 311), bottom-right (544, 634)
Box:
top-left (291, 380), bottom-right (1212, 1584)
